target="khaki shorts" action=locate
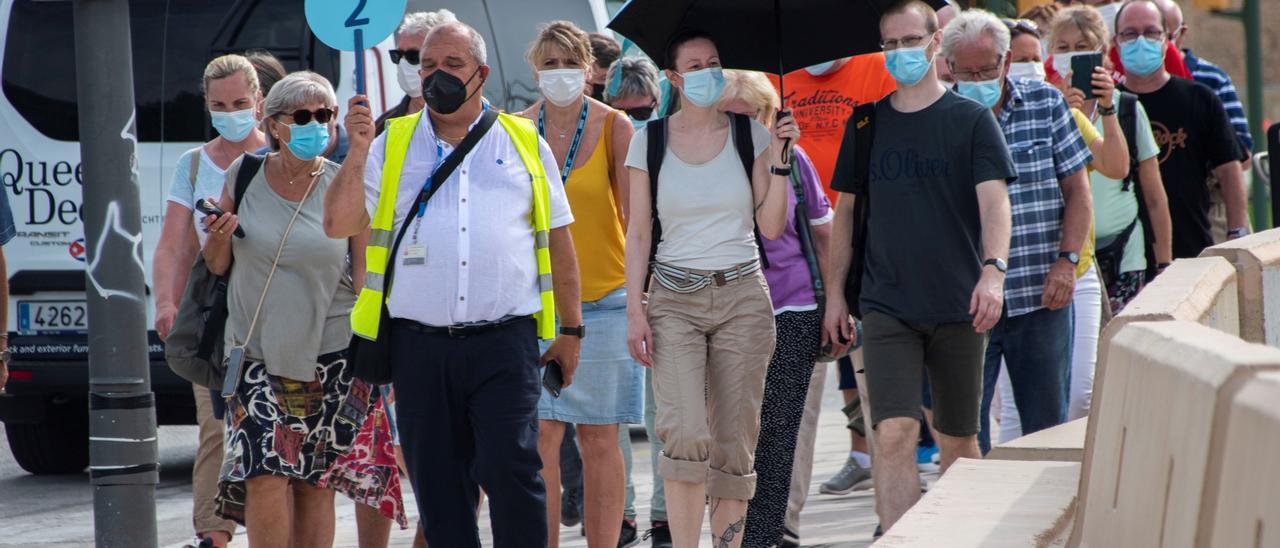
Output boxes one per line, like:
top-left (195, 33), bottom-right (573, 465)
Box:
top-left (647, 270), bottom-right (776, 501)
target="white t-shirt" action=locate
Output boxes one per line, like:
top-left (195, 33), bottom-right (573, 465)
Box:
top-left (166, 147), bottom-right (227, 246)
top-left (363, 112), bottom-right (573, 327)
top-left (625, 117), bottom-right (771, 271)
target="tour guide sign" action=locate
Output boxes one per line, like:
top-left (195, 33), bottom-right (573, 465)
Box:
top-left (305, 0), bottom-right (407, 95)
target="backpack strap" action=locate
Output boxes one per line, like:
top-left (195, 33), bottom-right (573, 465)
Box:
top-left (844, 102), bottom-right (877, 320)
top-left (645, 117), bottom-right (667, 290)
top-left (188, 147), bottom-right (201, 190)
top-left (234, 153), bottom-right (265, 211)
top-left (851, 103), bottom-right (877, 197)
top-left (729, 112), bottom-right (770, 269)
top-left (1118, 92), bottom-right (1140, 192)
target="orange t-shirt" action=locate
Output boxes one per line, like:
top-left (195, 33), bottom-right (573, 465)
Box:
top-left (770, 53), bottom-right (897, 206)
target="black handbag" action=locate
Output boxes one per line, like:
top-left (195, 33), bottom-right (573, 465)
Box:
top-left (351, 109), bottom-right (499, 384)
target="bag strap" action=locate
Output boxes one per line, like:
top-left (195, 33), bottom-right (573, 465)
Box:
top-left (1118, 93), bottom-right (1140, 192)
top-left (645, 117), bottom-right (667, 289)
top-left (851, 103), bottom-right (878, 198)
top-left (790, 161), bottom-right (825, 306)
top-left (385, 108), bottom-right (500, 296)
top-left (234, 154), bottom-right (265, 212)
top-left (188, 148), bottom-right (201, 189)
top-left (236, 161), bottom-right (324, 347)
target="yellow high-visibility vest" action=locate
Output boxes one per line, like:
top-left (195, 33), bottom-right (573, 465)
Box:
top-left (350, 110), bottom-right (556, 341)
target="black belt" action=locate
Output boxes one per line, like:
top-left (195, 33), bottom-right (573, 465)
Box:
top-left (391, 315), bottom-right (532, 338)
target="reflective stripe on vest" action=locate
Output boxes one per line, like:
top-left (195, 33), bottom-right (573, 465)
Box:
top-left (350, 110), bottom-right (556, 341)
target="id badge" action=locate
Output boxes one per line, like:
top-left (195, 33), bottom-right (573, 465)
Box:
top-left (403, 243), bottom-right (426, 266)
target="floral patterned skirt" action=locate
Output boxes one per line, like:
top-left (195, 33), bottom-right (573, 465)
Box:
top-left (215, 350), bottom-right (406, 528)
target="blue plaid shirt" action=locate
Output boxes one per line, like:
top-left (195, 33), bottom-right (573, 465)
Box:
top-left (1183, 49), bottom-right (1252, 153)
top-left (995, 78), bottom-right (1092, 317)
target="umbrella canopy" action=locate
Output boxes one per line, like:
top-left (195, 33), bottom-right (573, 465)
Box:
top-left (608, 0), bottom-right (949, 74)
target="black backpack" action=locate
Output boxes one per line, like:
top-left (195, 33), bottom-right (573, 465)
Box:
top-left (644, 112), bottom-right (769, 282)
top-left (841, 103), bottom-right (877, 320)
top-left (1096, 93), bottom-right (1158, 285)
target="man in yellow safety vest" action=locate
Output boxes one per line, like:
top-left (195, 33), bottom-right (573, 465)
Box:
top-left (322, 21), bottom-right (582, 548)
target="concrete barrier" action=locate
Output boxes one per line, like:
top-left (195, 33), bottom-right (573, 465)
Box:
top-left (1075, 321), bottom-right (1280, 548)
top-left (1199, 371), bottom-right (1280, 548)
top-left (1200, 229), bottom-right (1280, 345)
top-left (988, 417), bottom-right (1086, 462)
top-left (874, 458), bottom-right (1078, 548)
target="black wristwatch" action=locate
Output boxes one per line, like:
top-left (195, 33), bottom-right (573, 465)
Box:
top-left (983, 258), bottom-right (1008, 273)
top-left (1097, 104), bottom-right (1117, 116)
top-left (769, 165), bottom-right (792, 176)
top-left (559, 325), bottom-right (586, 339)
top-left (1058, 251), bottom-right (1080, 265)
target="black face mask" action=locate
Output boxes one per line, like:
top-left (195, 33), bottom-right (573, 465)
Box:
top-left (590, 83), bottom-right (606, 102)
top-left (423, 67), bottom-right (482, 115)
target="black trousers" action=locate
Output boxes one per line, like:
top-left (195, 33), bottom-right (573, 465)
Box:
top-left (391, 318), bottom-right (548, 548)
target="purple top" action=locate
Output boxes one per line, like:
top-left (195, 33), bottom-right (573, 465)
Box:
top-left (762, 146), bottom-right (832, 314)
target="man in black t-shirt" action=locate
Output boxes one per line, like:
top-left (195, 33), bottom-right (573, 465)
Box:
top-left (1115, 0), bottom-right (1247, 258)
top-left (822, 0), bottom-right (1015, 531)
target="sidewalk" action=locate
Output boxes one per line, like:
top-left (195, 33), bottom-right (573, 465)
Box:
top-left (219, 365), bottom-right (927, 547)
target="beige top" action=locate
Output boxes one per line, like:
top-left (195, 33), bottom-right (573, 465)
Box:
top-left (224, 158), bottom-right (355, 381)
top-left (625, 119), bottom-right (771, 270)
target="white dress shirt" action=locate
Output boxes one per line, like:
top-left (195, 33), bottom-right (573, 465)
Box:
top-left (364, 109), bottom-right (573, 327)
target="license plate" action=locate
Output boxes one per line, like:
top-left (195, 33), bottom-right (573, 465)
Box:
top-left (18, 300), bottom-right (88, 334)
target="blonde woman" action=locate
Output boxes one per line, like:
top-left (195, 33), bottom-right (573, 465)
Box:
top-left (518, 21), bottom-right (638, 548)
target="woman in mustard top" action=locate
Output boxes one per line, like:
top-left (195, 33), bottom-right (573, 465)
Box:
top-left (519, 21), bottom-right (639, 548)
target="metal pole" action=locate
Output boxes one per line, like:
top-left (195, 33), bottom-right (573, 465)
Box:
top-left (1242, 0), bottom-right (1269, 230)
top-left (72, 0), bottom-right (159, 546)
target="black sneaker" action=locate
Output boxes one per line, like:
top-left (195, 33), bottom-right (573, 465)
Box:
top-left (644, 521), bottom-right (674, 548)
top-left (560, 489), bottom-right (582, 527)
top-left (779, 527), bottom-right (800, 548)
top-left (618, 519), bottom-right (640, 547)
top-left (874, 523), bottom-right (884, 538)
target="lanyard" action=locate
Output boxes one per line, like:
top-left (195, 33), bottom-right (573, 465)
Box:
top-left (412, 105), bottom-right (488, 241)
top-left (537, 100), bottom-right (589, 184)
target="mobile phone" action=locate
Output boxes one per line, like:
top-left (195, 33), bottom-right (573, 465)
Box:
top-left (196, 198), bottom-right (246, 238)
top-left (1070, 53), bottom-right (1103, 98)
top-left (222, 345), bottom-right (246, 399)
top-left (542, 360), bottom-right (564, 398)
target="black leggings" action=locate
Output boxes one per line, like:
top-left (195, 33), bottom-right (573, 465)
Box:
top-left (743, 309), bottom-right (822, 547)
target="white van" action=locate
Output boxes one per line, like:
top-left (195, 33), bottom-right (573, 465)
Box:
top-left (0, 0), bottom-right (611, 475)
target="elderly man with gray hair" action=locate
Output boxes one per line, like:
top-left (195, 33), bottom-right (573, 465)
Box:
top-left (326, 21), bottom-right (581, 548)
top-left (941, 9), bottom-right (1094, 455)
top-left (376, 9), bottom-right (459, 135)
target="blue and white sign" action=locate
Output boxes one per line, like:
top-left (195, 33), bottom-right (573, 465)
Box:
top-left (305, 0), bottom-right (407, 94)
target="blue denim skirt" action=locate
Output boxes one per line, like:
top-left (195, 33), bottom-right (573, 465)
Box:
top-left (538, 286), bottom-right (645, 424)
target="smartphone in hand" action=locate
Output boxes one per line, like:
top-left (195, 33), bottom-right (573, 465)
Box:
top-left (542, 360), bottom-right (564, 398)
top-left (1070, 53), bottom-right (1103, 98)
top-left (196, 198), bottom-right (246, 238)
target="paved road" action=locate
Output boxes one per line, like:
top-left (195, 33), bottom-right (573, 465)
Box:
top-left (1, 366), bottom-right (908, 547)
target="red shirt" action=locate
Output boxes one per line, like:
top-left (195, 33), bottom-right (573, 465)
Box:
top-left (770, 53), bottom-right (897, 206)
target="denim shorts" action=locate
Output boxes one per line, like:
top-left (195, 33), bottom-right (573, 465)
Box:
top-left (538, 286), bottom-right (645, 424)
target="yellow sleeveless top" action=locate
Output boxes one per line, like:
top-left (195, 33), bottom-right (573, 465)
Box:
top-left (565, 111), bottom-right (626, 302)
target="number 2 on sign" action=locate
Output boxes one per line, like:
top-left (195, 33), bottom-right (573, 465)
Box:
top-left (345, 0), bottom-right (369, 27)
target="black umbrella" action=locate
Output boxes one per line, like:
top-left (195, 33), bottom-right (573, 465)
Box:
top-left (608, 0), bottom-right (948, 91)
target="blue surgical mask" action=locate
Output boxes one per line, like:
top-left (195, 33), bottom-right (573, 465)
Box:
top-left (956, 78), bottom-right (1004, 109)
top-left (284, 121), bottom-right (330, 160)
top-left (805, 60), bottom-right (837, 76)
top-left (680, 67), bottom-right (726, 108)
top-left (884, 40), bottom-right (934, 87)
top-left (210, 108), bottom-right (257, 142)
top-left (1119, 36), bottom-right (1164, 77)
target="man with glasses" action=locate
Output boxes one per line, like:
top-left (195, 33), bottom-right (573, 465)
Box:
top-left (376, 10), bottom-right (459, 136)
top-left (824, 0), bottom-right (1014, 532)
top-left (1152, 0), bottom-right (1253, 243)
top-left (942, 9), bottom-right (1094, 455)
top-left (1114, 0), bottom-right (1248, 256)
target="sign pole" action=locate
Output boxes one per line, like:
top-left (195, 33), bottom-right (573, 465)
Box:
top-left (72, 0), bottom-right (159, 545)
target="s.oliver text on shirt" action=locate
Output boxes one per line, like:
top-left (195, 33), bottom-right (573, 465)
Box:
top-left (870, 148), bottom-right (953, 181)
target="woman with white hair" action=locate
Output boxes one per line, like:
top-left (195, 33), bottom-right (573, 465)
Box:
top-left (200, 72), bottom-right (403, 546)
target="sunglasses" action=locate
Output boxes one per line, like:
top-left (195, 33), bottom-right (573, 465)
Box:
top-left (276, 107), bottom-right (334, 125)
top-left (623, 105), bottom-right (655, 121)
top-left (389, 49), bottom-right (420, 66)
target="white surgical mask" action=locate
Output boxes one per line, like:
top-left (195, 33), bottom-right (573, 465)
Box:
top-left (1096, 2), bottom-right (1121, 35)
top-left (538, 68), bottom-right (586, 107)
top-left (396, 59), bottom-right (422, 97)
top-left (1052, 50), bottom-right (1095, 78)
top-left (1009, 61), bottom-right (1047, 82)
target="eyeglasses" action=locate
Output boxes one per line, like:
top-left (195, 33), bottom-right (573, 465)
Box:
top-left (1003, 18), bottom-right (1041, 38)
top-left (276, 107), bottom-right (334, 125)
top-left (950, 62), bottom-right (1004, 82)
top-left (623, 104), bottom-right (656, 121)
top-left (389, 49), bottom-right (420, 66)
top-left (880, 34), bottom-right (929, 51)
top-left (1116, 28), bottom-right (1166, 43)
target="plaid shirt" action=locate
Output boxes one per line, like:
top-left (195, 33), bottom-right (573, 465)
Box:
top-left (995, 78), bottom-right (1092, 317)
top-left (1183, 49), bottom-right (1253, 153)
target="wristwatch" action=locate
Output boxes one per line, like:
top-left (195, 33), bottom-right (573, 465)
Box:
top-left (1058, 251), bottom-right (1080, 265)
top-left (982, 258), bottom-right (1008, 273)
top-left (769, 165), bottom-right (793, 176)
top-left (1097, 104), bottom-right (1117, 116)
top-left (1227, 227), bottom-right (1249, 239)
top-left (559, 325), bottom-right (586, 339)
